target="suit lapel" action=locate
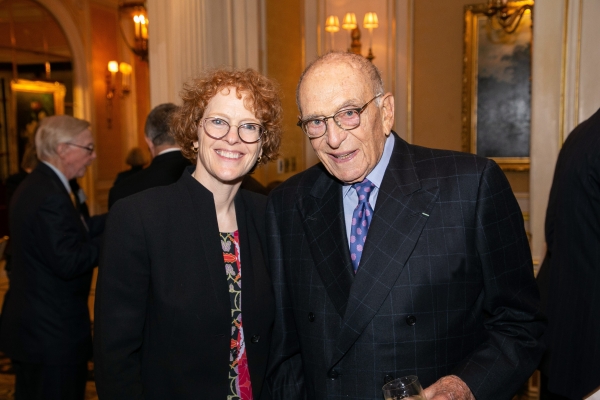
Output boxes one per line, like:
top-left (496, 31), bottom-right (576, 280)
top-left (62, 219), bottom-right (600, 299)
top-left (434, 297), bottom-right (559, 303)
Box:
top-left (181, 172), bottom-right (230, 316)
top-left (298, 168), bottom-right (354, 318)
top-left (234, 193), bottom-right (257, 312)
top-left (331, 135), bottom-right (439, 367)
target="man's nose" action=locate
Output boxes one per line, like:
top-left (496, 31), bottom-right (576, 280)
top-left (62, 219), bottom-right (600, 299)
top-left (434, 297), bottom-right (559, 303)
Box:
top-left (325, 119), bottom-right (347, 148)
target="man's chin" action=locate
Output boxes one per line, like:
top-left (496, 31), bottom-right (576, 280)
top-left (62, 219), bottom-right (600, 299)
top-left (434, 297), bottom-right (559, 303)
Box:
top-left (324, 165), bottom-right (366, 184)
top-left (75, 168), bottom-right (89, 179)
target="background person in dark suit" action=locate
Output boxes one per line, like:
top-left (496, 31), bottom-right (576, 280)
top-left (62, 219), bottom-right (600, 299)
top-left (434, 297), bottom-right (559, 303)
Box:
top-left (94, 68), bottom-right (282, 399)
top-left (107, 103), bottom-right (191, 208)
top-left (5, 145), bottom-right (39, 205)
top-left (112, 147), bottom-right (147, 185)
top-left (266, 52), bottom-right (545, 400)
top-left (0, 115), bottom-right (104, 400)
top-left (537, 108), bottom-right (600, 400)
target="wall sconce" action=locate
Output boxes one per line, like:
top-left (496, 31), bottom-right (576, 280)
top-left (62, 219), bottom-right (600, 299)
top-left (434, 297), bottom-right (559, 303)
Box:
top-left (106, 61), bottom-right (133, 128)
top-left (485, 0), bottom-right (533, 34)
top-left (325, 15), bottom-right (340, 50)
top-left (106, 61), bottom-right (132, 99)
top-left (341, 13), bottom-right (358, 54)
top-left (325, 11), bottom-right (379, 62)
top-left (106, 61), bottom-right (118, 100)
top-left (363, 12), bottom-right (379, 61)
top-left (118, 1), bottom-right (149, 61)
top-left (119, 62), bottom-right (132, 96)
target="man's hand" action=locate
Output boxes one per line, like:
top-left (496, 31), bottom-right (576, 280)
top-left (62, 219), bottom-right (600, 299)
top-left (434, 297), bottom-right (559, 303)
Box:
top-left (422, 375), bottom-right (475, 400)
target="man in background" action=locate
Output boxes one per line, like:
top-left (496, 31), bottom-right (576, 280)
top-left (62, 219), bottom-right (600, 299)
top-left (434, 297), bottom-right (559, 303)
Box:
top-left (537, 108), bottom-right (600, 400)
top-left (0, 115), bottom-right (104, 400)
top-left (108, 103), bottom-right (191, 208)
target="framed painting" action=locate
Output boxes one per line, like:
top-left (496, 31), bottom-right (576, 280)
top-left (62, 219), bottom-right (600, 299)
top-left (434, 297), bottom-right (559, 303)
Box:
top-left (462, 1), bottom-right (533, 171)
top-left (9, 79), bottom-right (66, 174)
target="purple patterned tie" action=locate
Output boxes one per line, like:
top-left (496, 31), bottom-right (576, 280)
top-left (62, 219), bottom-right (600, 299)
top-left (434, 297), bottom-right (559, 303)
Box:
top-left (350, 179), bottom-right (375, 274)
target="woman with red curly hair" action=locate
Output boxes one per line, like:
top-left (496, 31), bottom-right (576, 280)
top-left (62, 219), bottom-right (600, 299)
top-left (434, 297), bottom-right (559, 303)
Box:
top-left (94, 68), bottom-right (282, 400)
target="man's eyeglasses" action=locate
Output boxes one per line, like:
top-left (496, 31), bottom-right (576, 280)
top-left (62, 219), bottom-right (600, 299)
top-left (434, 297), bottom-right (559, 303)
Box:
top-left (201, 117), bottom-right (265, 144)
top-left (66, 142), bottom-right (95, 154)
top-left (297, 93), bottom-right (383, 139)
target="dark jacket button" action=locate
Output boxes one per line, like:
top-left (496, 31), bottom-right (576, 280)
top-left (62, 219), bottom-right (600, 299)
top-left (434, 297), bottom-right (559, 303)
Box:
top-left (406, 315), bottom-right (417, 326)
top-left (327, 369), bottom-right (339, 379)
top-left (251, 335), bottom-right (260, 343)
top-left (308, 312), bottom-right (315, 322)
top-left (384, 374), bottom-right (394, 384)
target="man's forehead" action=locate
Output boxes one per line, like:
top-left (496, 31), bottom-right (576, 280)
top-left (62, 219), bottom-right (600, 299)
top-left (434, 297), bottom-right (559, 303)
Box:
top-left (303, 60), bottom-right (366, 87)
top-left (74, 129), bottom-right (94, 143)
top-left (299, 62), bottom-right (370, 114)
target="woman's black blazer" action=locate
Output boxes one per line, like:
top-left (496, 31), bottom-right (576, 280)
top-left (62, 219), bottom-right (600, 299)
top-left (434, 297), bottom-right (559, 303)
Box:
top-left (94, 169), bottom-right (275, 400)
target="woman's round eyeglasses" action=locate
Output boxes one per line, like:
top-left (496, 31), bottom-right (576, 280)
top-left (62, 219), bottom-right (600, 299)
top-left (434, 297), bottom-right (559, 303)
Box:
top-left (296, 93), bottom-right (383, 139)
top-left (201, 117), bottom-right (265, 144)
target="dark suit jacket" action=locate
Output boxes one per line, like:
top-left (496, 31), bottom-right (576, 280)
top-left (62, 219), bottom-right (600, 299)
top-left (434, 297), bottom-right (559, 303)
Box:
top-left (537, 108), bottom-right (600, 399)
top-left (0, 162), bottom-right (102, 364)
top-left (108, 150), bottom-right (191, 208)
top-left (94, 169), bottom-right (275, 399)
top-left (266, 133), bottom-right (545, 400)
top-left (113, 165), bottom-right (143, 186)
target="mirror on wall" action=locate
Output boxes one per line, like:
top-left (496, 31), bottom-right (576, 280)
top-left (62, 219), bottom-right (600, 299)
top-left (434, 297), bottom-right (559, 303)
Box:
top-left (0, 0), bottom-right (73, 180)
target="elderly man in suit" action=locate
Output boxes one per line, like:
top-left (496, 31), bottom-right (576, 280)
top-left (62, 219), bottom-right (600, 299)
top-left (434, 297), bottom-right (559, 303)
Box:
top-left (108, 103), bottom-right (191, 208)
top-left (266, 52), bottom-right (545, 400)
top-left (0, 115), bottom-right (104, 400)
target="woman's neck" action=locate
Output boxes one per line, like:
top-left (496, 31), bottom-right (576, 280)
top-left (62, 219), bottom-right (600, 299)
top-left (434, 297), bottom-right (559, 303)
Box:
top-left (192, 169), bottom-right (241, 232)
top-left (212, 183), bottom-right (240, 232)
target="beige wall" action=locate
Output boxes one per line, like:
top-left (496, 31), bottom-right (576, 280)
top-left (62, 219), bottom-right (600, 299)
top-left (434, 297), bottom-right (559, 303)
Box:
top-left (413, 0), bottom-right (467, 152)
top-left (263, 0), bottom-right (305, 185)
top-left (412, 0), bottom-right (528, 193)
top-left (89, 1), bottom-right (150, 211)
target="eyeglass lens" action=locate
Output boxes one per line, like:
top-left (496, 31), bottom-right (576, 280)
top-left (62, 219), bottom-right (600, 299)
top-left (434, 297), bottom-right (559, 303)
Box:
top-left (203, 118), bottom-right (263, 143)
top-left (300, 94), bottom-right (381, 138)
top-left (304, 110), bottom-right (361, 137)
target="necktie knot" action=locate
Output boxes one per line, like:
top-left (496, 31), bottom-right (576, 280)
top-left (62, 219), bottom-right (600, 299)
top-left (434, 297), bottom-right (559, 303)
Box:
top-left (352, 179), bottom-right (375, 205)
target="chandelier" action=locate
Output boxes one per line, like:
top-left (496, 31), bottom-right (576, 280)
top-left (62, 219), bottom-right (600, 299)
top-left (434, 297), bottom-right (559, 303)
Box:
top-left (485, 0), bottom-right (533, 34)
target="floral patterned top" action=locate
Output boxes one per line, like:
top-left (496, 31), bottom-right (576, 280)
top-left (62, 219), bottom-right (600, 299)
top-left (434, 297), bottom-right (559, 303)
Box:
top-left (222, 231), bottom-right (253, 400)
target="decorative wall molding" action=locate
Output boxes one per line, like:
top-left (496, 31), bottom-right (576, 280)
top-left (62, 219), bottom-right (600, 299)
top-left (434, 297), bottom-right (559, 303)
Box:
top-left (38, 0), bottom-right (98, 211)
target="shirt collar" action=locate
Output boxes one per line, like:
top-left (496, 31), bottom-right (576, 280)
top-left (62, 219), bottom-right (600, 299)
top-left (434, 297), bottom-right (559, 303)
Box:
top-left (157, 147), bottom-right (181, 156)
top-left (343, 133), bottom-right (395, 196)
top-left (42, 161), bottom-right (71, 193)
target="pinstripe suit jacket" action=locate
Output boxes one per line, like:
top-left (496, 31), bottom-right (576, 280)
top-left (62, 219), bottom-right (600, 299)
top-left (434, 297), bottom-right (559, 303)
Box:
top-left (266, 133), bottom-right (545, 400)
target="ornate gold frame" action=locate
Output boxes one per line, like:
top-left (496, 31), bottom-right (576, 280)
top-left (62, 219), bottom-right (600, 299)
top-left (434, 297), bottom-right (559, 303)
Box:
top-left (462, 1), bottom-right (534, 171)
top-left (9, 79), bottom-right (66, 174)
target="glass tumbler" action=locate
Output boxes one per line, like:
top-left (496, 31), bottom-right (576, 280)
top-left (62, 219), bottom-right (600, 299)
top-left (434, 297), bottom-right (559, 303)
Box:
top-left (382, 375), bottom-right (425, 400)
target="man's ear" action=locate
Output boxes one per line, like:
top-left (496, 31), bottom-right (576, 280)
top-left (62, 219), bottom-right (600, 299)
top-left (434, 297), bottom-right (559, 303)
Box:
top-left (380, 93), bottom-right (395, 134)
top-left (144, 136), bottom-right (155, 157)
top-left (55, 142), bottom-right (68, 158)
